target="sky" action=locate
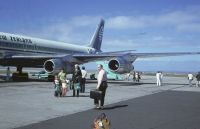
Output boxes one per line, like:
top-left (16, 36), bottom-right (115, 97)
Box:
top-left (0, 0), bottom-right (200, 72)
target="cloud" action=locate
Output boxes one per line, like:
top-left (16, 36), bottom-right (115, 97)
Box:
top-left (177, 23), bottom-right (200, 32)
top-left (156, 11), bottom-right (198, 25)
top-left (23, 6), bottom-right (200, 48)
top-left (106, 16), bottom-right (146, 29)
top-left (152, 36), bottom-right (165, 41)
top-left (105, 7), bottom-right (200, 32)
top-left (69, 16), bottom-right (101, 27)
top-left (102, 39), bottom-right (139, 51)
top-left (28, 16), bottom-right (105, 43)
top-left (40, 23), bottom-right (74, 42)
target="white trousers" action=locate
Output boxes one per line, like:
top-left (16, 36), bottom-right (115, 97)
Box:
top-left (157, 79), bottom-right (161, 86)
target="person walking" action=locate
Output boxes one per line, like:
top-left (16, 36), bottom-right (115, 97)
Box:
top-left (135, 72), bottom-right (140, 82)
top-left (196, 72), bottom-right (200, 87)
top-left (94, 64), bottom-right (108, 109)
top-left (132, 71), bottom-right (136, 82)
top-left (188, 73), bottom-right (193, 87)
top-left (58, 68), bottom-right (67, 97)
top-left (81, 66), bottom-right (87, 93)
top-left (72, 64), bottom-right (82, 97)
top-left (6, 67), bottom-right (11, 81)
top-left (156, 71), bottom-right (162, 86)
top-left (54, 75), bottom-right (62, 97)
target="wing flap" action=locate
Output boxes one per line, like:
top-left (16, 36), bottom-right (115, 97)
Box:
top-left (73, 52), bottom-right (200, 62)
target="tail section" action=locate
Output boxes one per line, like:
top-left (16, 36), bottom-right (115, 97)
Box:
top-left (89, 19), bottom-right (104, 52)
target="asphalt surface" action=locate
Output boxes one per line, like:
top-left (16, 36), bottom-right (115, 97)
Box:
top-left (1, 75), bottom-right (200, 129)
top-left (16, 91), bottom-right (200, 129)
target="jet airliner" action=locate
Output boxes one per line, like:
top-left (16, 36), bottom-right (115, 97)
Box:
top-left (0, 19), bottom-right (199, 80)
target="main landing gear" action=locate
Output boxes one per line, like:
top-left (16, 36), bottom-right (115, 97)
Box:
top-left (12, 66), bottom-right (29, 81)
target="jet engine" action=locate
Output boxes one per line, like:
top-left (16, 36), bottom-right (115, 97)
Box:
top-left (44, 59), bottom-right (73, 74)
top-left (108, 58), bottom-right (133, 74)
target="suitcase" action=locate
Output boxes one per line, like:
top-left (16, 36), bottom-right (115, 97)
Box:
top-left (90, 90), bottom-right (102, 100)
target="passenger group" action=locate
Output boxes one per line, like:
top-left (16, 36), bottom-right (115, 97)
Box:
top-left (54, 64), bottom-right (88, 97)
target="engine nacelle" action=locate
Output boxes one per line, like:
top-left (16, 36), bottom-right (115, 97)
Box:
top-left (108, 58), bottom-right (133, 74)
top-left (44, 59), bottom-right (73, 74)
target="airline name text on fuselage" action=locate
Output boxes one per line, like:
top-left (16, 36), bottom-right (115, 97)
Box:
top-left (0, 34), bottom-right (32, 44)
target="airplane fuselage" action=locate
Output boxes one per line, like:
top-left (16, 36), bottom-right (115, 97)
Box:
top-left (0, 32), bottom-right (95, 58)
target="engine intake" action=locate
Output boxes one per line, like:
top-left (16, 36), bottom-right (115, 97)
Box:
top-left (44, 59), bottom-right (73, 74)
top-left (44, 60), bottom-right (54, 72)
top-left (108, 60), bottom-right (119, 71)
top-left (108, 58), bottom-right (133, 74)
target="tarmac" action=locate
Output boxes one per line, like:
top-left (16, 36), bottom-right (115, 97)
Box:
top-left (0, 75), bottom-right (200, 129)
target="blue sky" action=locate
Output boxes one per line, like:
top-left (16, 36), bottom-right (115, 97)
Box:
top-left (0, 0), bottom-right (200, 72)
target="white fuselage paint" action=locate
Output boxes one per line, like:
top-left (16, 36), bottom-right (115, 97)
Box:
top-left (0, 32), bottom-right (96, 57)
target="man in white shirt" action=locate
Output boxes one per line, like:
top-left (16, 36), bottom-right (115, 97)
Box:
top-left (156, 71), bottom-right (162, 86)
top-left (81, 66), bottom-right (87, 93)
top-left (94, 64), bottom-right (108, 109)
top-left (188, 73), bottom-right (193, 87)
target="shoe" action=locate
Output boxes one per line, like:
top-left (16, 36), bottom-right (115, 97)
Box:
top-left (96, 106), bottom-right (104, 110)
top-left (94, 104), bottom-right (99, 109)
top-left (96, 106), bottom-right (101, 109)
top-left (100, 106), bottom-right (104, 109)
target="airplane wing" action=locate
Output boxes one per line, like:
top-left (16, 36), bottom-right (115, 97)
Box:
top-left (130, 52), bottom-right (200, 58)
top-left (72, 51), bottom-right (200, 74)
top-left (4, 51), bottom-right (200, 64)
top-left (73, 51), bottom-right (200, 62)
top-left (1, 51), bottom-right (200, 73)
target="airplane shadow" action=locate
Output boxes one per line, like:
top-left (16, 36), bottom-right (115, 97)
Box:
top-left (0, 78), bottom-right (52, 83)
top-left (101, 104), bottom-right (128, 110)
top-left (118, 83), bottom-right (142, 86)
top-left (0, 75), bottom-right (6, 80)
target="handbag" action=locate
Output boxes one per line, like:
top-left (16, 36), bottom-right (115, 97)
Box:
top-left (92, 113), bottom-right (111, 129)
top-left (74, 83), bottom-right (80, 90)
top-left (90, 90), bottom-right (102, 100)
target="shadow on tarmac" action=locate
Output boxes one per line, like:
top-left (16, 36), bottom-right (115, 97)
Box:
top-left (0, 77), bottom-right (52, 83)
top-left (63, 95), bottom-right (90, 97)
top-left (100, 104), bottom-right (128, 110)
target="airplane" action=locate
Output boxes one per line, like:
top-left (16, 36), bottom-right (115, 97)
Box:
top-left (0, 19), bottom-right (200, 81)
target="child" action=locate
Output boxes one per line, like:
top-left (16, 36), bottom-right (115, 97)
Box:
top-left (54, 75), bottom-right (61, 97)
top-left (61, 81), bottom-right (67, 97)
